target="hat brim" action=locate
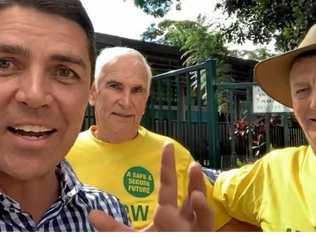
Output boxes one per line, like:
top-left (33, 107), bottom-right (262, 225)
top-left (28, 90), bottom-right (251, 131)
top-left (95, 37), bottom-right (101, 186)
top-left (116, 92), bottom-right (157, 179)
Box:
top-left (255, 44), bottom-right (316, 108)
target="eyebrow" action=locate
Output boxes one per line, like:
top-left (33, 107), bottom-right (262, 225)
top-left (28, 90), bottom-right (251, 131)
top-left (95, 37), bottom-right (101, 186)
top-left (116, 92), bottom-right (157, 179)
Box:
top-left (106, 80), bottom-right (122, 85)
top-left (50, 54), bottom-right (87, 70)
top-left (0, 44), bottom-right (30, 57)
top-left (0, 44), bottom-right (87, 70)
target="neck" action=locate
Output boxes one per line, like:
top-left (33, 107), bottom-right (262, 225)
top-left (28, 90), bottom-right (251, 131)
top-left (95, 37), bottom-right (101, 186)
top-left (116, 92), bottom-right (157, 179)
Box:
top-left (0, 171), bottom-right (59, 223)
top-left (92, 126), bottom-right (138, 144)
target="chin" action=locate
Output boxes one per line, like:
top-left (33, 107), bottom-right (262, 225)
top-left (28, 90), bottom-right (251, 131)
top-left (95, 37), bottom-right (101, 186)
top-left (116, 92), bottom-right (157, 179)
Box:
top-left (1, 155), bottom-right (56, 181)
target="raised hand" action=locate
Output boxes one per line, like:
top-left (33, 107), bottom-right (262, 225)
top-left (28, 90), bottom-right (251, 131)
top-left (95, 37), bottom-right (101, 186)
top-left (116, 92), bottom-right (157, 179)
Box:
top-left (89, 143), bottom-right (213, 231)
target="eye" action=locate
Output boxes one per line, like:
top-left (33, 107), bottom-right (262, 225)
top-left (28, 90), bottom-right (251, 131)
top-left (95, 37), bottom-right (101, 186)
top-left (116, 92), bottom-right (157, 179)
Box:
top-left (132, 86), bottom-right (146, 94)
top-left (52, 66), bottom-right (79, 83)
top-left (296, 88), bottom-right (309, 94)
top-left (294, 87), bottom-right (310, 99)
top-left (0, 58), bottom-right (18, 75)
top-left (107, 81), bottom-right (123, 90)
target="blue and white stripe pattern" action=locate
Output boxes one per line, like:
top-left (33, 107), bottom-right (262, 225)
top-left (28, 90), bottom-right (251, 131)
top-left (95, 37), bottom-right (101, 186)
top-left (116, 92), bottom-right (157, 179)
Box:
top-left (0, 161), bottom-right (129, 231)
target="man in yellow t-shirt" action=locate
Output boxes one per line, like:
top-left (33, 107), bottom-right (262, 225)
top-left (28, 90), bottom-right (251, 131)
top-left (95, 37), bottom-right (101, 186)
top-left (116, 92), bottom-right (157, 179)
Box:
top-left (67, 47), bottom-right (237, 230)
top-left (215, 145), bottom-right (316, 231)
top-left (214, 24), bottom-right (316, 231)
top-left (68, 125), bottom-right (230, 229)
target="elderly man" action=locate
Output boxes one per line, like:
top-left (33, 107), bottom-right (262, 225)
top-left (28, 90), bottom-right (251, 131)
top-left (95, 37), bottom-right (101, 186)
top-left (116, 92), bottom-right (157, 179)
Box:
top-left (0, 0), bottom-right (130, 231)
top-left (67, 47), bottom-right (233, 230)
top-left (213, 24), bottom-right (316, 231)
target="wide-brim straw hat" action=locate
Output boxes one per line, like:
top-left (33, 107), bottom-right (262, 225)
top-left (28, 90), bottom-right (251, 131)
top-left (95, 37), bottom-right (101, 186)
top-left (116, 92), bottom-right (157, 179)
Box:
top-left (255, 24), bottom-right (316, 108)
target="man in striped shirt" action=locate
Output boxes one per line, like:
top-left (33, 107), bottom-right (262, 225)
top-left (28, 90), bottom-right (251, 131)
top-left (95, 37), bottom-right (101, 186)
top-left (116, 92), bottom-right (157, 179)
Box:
top-left (0, 0), bottom-right (129, 231)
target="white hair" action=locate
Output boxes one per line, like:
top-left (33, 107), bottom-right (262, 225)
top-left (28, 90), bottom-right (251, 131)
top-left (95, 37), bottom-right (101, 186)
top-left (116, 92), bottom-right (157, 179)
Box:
top-left (94, 47), bottom-right (152, 91)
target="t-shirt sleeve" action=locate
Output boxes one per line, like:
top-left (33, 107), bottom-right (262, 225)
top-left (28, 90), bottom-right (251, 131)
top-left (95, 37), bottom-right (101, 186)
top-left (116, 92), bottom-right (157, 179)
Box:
top-left (204, 177), bottom-right (232, 230)
top-left (213, 159), bottom-right (266, 226)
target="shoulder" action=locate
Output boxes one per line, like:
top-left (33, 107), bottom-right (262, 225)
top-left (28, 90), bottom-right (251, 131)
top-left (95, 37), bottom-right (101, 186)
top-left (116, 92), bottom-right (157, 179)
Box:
top-left (77, 185), bottom-right (129, 225)
top-left (216, 145), bottom-right (310, 191)
top-left (78, 185), bottom-right (119, 207)
top-left (260, 145), bottom-right (309, 168)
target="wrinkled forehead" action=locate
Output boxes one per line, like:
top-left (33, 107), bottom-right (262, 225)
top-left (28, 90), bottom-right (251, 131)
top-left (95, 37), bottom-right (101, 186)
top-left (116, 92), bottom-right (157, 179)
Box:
top-left (289, 54), bottom-right (316, 85)
top-left (99, 55), bottom-right (149, 85)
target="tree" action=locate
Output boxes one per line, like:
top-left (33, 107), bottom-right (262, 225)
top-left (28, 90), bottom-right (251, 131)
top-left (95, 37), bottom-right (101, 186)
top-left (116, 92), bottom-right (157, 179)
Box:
top-left (132, 0), bottom-right (180, 17)
top-left (142, 17), bottom-right (232, 110)
top-left (230, 48), bottom-right (276, 61)
top-left (142, 16), bottom-right (228, 66)
top-left (215, 0), bottom-right (316, 51)
top-left (133, 0), bottom-right (316, 51)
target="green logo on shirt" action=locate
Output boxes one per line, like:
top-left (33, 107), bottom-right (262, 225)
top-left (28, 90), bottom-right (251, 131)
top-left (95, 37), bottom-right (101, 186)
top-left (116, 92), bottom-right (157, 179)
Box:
top-left (123, 167), bottom-right (154, 198)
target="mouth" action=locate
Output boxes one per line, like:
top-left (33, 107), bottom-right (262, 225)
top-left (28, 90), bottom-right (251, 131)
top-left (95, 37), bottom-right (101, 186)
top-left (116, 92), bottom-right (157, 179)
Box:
top-left (112, 112), bottom-right (133, 118)
top-left (7, 125), bottom-right (57, 139)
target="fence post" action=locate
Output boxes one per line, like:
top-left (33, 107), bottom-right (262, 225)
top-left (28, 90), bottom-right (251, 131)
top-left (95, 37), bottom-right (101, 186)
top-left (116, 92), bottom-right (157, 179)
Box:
top-left (205, 59), bottom-right (220, 168)
top-left (283, 113), bottom-right (289, 146)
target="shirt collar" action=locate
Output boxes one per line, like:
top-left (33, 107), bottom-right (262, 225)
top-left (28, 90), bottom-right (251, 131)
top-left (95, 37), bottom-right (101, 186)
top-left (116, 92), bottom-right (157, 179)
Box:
top-left (0, 161), bottom-right (82, 209)
top-left (56, 160), bottom-right (82, 204)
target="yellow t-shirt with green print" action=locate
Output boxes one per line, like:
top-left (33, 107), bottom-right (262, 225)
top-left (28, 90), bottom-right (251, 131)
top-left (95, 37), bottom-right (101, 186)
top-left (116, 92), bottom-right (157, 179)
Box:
top-left (67, 126), bottom-right (230, 230)
top-left (214, 145), bottom-right (316, 231)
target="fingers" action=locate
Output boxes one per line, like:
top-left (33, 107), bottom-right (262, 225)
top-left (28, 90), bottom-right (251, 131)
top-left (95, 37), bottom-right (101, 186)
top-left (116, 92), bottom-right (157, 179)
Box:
top-left (180, 162), bottom-right (208, 225)
top-left (179, 196), bottom-right (195, 222)
top-left (188, 161), bottom-right (206, 195)
top-left (89, 210), bottom-right (132, 232)
top-left (158, 143), bottom-right (177, 207)
top-left (153, 205), bottom-right (191, 231)
top-left (191, 190), bottom-right (213, 231)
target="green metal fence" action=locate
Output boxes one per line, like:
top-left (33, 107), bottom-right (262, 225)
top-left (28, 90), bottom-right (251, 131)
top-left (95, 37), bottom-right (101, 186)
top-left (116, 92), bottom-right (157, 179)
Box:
top-left (142, 59), bottom-right (307, 169)
top-left (142, 59), bottom-right (221, 168)
top-left (81, 59), bottom-right (307, 170)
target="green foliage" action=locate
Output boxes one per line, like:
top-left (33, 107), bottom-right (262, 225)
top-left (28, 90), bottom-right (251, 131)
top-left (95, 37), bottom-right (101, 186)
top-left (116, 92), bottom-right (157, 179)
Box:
top-left (216, 0), bottom-right (316, 51)
top-left (142, 16), bottom-right (232, 110)
top-left (132, 0), bottom-right (178, 17)
top-left (142, 16), bottom-right (228, 65)
top-left (230, 47), bottom-right (276, 61)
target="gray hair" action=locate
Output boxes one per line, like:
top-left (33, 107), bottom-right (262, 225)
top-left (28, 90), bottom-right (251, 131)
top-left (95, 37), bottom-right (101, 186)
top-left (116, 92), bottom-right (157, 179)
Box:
top-left (95, 47), bottom-right (152, 91)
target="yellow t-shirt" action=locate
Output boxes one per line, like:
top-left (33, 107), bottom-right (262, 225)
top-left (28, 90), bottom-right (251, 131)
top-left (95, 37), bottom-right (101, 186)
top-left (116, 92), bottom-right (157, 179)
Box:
top-left (67, 126), bottom-right (230, 230)
top-left (214, 145), bottom-right (316, 231)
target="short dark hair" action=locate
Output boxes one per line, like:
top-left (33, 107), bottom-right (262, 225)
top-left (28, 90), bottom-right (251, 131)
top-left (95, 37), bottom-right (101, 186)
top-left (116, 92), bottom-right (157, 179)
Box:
top-left (0, 0), bottom-right (96, 80)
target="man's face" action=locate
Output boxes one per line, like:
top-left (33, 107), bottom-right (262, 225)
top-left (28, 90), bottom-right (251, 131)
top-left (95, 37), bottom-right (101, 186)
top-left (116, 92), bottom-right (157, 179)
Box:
top-left (0, 6), bottom-right (91, 180)
top-left (290, 55), bottom-right (316, 151)
top-left (90, 55), bottom-right (149, 143)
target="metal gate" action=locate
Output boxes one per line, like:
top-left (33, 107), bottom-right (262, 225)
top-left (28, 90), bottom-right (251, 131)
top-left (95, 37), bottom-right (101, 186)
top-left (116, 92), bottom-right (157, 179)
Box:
top-left (142, 59), bottom-right (307, 169)
top-left (81, 59), bottom-right (307, 170)
top-left (142, 59), bottom-right (220, 168)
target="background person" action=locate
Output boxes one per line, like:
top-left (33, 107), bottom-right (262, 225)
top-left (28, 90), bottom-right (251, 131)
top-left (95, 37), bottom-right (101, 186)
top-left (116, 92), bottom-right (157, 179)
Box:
top-left (213, 24), bottom-right (316, 231)
top-left (67, 47), bottom-right (231, 230)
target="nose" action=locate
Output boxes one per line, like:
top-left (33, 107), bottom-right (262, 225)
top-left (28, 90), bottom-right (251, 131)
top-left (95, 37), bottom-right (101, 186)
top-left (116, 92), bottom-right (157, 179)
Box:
top-left (15, 70), bottom-right (53, 109)
top-left (118, 90), bottom-right (132, 108)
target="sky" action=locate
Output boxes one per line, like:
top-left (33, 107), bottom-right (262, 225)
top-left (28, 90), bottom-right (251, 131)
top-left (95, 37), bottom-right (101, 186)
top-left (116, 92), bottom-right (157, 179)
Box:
top-left (80, 0), bottom-right (269, 52)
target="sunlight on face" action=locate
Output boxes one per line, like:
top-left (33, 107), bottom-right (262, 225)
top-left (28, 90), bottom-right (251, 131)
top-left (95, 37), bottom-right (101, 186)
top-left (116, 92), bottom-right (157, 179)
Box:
top-left (290, 55), bottom-right (316, 152)
top-left (90, 55), bottom-right (149, 143)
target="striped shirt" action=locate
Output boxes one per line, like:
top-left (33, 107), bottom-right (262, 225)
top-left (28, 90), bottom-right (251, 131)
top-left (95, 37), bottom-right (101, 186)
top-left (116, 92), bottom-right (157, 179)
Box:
top-left (0, 161), bottom-right (129, 231)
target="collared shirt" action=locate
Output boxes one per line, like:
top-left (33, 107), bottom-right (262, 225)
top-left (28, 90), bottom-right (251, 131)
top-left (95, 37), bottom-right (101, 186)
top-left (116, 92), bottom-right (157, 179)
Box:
top-left (0, 161), bottom-right (129, 231)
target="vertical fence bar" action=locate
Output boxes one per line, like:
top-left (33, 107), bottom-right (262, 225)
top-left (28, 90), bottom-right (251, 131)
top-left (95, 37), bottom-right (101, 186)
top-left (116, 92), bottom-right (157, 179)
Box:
top-left (247, 87), bottom-right (253, 161)
top-left (197, 70), bottom-right (202, 162)
top-left (176, 75), bottom-right (181, 139)
top-left (205, 59), bottom-right (220, 168)
top-left (166, 77), bottom-right (172, 136)
top-left (186, 72), bottom-right (192, 123)
top-left (283, 113), bottom-right (289, 146)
